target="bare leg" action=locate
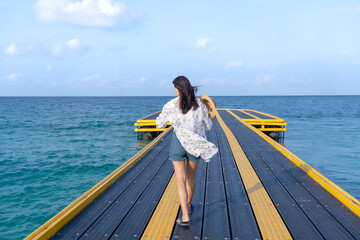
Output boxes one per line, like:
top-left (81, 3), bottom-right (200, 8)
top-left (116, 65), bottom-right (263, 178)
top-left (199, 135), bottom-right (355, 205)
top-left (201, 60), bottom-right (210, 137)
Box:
top-left (172, 160), bottom-right (190, 222)
top-left (186, 159), bottom-right (198, 208)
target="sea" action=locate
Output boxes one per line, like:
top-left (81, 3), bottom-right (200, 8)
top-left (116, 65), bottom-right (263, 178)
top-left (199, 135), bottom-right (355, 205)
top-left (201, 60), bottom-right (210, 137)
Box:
top-left (0, 96), bottom-right (359, 239)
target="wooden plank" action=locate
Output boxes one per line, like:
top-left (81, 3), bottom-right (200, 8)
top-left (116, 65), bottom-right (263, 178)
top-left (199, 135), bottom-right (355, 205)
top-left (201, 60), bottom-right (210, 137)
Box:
top-left (226, 109), bottom-right (360, 218)
top-left (226, 109), bottom-right (360, 238)
top-left (215, 111), bottom-right (292, 240)
top-left (213, 118), bottom-right (261, 239)
top-left (141, 174), bottom-right (179, 240)
top-left (236, 109), bottom-right (260, 119)
top-left (78, 147), bottom-right (171, 239)
top-left (243, 109), bottom-right (277, 119)
top-left (111, 160), bottom-right (174, 239)
top-left (52, 133), bottom-right (172, 239)
top-left (222, 111), bottom-right (330, 239)
top-left (201, 127), bottom-right (231, 239)
top-left (230, 109), bottom-right (256, 119)
top-left (253, 137), bottom-right (360, 238)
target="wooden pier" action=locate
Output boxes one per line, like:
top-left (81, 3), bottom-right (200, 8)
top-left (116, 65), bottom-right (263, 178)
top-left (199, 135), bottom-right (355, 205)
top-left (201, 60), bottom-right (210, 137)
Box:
top-left (26, 109), bottom-right (360, 240)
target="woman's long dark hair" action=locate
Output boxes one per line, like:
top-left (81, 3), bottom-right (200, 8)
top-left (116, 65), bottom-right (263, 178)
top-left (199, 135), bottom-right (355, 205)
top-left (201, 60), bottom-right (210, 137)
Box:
top-left (173, 76), bottom-right (199, 114)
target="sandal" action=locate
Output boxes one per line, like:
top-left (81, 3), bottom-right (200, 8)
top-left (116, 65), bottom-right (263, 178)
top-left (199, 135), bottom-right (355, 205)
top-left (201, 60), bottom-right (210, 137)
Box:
top-left (176, 218), bottom-right (190, 227)
top-left (188, 203), bottom-right (194, 214)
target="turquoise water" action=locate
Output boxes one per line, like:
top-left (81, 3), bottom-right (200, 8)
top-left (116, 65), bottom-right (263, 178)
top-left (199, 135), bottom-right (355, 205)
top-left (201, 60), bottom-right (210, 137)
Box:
top-left (1, 96), bottom-right (359, 239)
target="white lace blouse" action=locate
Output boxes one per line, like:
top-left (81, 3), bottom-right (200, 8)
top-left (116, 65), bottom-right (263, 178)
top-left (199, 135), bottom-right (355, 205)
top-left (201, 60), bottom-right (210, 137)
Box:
top-left (156, 97), bottom-right (218, 162)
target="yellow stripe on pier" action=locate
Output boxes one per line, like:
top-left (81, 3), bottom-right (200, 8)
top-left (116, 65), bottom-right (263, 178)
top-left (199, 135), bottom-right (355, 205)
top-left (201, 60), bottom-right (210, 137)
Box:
top-left (141, 174), bottom-right (179, 240)
top-left (227, 109), bottom-right (360, 218)
top-left (216, 111), bottom-right (292, 240)
top-left (243, 109), bottom-right (280, 119)
top-left (235, 109), bottom-right (261, 119)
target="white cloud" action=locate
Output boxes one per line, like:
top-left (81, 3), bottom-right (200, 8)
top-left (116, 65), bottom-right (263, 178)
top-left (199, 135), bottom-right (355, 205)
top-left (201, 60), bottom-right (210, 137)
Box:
top-left (83, 74), bottom-right (102, 82)
top-left (288, 77), bottom-right (313, 85)
top-left (246, 61), bottom-right (279, 68)
top-left (157, 79), bottom-right (172, 87)
top-left (96, 79), bottom-right (107, 87)
top-left (7, 73), bottom-right (23, 81)
top-left (193, 38), bottom-right (212, 48)
top-left (254, 74), bottom-right (273, 86)
top-left (82, 74), bottom-right (111, 87)
top-left (47, 65), bottom-right (52, 71)
top-left (5, 39), bottom-right (84, 58)
top-left (139, 76), bottom-right (147, 82)
top-left (200, 78), bottom-right (227, 86)
top-left (5, 43), bottom-right (20, 55)
top-left (51, 39), bottom-right (82, 56)
top-left (226, 61), bottom-right (243, 68)
top-left (199, 77), bottom-right (246, 86)
top-left (67, 38), bottom-right (81, 49)
top-left (34, 0), bottom-right (138, 28)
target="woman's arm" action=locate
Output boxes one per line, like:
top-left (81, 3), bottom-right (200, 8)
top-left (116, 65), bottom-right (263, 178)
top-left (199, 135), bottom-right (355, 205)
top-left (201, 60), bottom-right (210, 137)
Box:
top-left (156, 104), bottom-right (170, 129)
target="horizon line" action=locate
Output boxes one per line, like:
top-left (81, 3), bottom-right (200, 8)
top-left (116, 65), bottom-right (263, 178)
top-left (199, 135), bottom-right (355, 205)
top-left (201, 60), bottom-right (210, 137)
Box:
top-left (0, 94), bottom-right (360, 97)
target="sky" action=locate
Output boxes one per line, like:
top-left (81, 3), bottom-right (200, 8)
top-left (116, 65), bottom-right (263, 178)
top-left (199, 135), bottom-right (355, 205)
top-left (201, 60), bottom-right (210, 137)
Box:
top-left (1, 0), bottom-right (360, 96)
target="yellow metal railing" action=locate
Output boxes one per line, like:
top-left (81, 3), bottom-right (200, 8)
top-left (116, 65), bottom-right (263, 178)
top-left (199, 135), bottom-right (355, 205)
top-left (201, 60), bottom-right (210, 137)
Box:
top-left (134, 109), bottom-right (287, 133)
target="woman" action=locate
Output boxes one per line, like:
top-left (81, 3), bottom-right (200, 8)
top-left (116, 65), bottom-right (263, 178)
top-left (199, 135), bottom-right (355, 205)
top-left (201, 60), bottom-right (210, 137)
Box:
top-left (156, 76), bottom-right (218, 227)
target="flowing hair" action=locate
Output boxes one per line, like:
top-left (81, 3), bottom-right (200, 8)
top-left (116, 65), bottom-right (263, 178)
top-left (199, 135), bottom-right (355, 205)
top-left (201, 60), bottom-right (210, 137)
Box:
top-left (173, 76), bottom-right (199, 114)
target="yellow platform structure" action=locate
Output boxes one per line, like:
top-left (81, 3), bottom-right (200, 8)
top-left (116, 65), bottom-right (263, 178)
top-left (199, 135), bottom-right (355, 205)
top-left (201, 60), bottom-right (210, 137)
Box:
top-left (134, 108), bottom-right (287, 139)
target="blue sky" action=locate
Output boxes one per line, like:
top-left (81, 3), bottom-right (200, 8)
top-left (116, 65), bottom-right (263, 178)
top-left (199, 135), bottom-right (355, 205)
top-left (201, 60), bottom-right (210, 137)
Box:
top-left (1, 0), bottom-right (359, 96)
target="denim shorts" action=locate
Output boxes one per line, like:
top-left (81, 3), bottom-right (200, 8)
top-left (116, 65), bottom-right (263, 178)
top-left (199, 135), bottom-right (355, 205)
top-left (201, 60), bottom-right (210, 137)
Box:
top-left (169, 133), bottom-right (200, 162)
